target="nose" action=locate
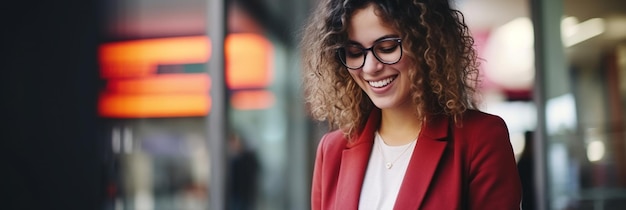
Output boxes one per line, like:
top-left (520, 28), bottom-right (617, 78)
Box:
top-left (361, 51), bottom-right (383, 74)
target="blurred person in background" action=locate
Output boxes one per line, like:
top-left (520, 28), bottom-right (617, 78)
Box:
top-left (227, 131), bottom-right (260, 210)
top-left (301, 0), bottom-right (522, 209)
top-left (517, 131), bottom-right (536, 210)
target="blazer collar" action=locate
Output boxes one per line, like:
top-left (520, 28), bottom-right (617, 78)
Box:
top-left (394, 113), bottom-right (449, 209)
top-left (335, 109), bottom-right (450, 209)
top-left (335, 109), bottom-right (380, 209)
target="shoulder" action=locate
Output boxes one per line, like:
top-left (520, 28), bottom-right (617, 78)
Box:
top-left (316, 129), bottom-right (349, 154)
top-left (453, 109), bottom-right (510, 150)
top-left (461, 109), bottom-right (506, 125)
top-left (457, 109), bottom-right (508, 132)
top-left (458, 110), bottom-right (522, 208)
top-left (313, 129), bottom-right (349, 175)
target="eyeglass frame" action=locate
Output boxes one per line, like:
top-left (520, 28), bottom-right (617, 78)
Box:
top-left (336, 37), bottom-right (403, 70)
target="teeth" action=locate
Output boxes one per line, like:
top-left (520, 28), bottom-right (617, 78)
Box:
top-left (368, 77), bottom-right (395, 88)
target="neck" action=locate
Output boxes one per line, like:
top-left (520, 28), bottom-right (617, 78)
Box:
top-left (378, 108), bottom-right (422, 146)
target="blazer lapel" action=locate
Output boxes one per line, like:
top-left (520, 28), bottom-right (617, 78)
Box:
top-left (335, 109), bottom-right (380, 209)
top-left (394, 115), bottom-right (449, 210)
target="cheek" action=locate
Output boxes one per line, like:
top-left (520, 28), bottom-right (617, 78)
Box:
top-left (391, 64), bottom-right (410, 81)
top-left (395, 60), bottom-right (414, 88)
top-left (396, 56), bottom-right (412, 72)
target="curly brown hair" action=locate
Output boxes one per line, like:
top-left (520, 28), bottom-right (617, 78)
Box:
top-left (300, 0), bottom-right (480, 138)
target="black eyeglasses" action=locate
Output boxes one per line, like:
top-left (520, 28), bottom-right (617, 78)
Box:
top-left (337, 38), bottom-right (403, 70)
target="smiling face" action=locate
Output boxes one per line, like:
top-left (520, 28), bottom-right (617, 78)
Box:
top-left (346, 4), bottom-right (414, 113)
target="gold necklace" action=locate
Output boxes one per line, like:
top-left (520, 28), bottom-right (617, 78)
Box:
top-left (376, 133), bottom-right (416, 169)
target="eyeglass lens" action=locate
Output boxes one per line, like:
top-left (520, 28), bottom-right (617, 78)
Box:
top-left (338, 38), bottom-right (402, 69)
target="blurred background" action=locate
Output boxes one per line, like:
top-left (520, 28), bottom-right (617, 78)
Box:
top-left (1, 0), bottom-right (625, 209)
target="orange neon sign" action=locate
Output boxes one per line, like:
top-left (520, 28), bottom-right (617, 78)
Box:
top-left (99, 36), bottom-right (210, 79)
top-left (226, 33), bottom-right (274, 89)
top-left (98, 33), bottom-right (275, 118)
top-left (230, 90), bottom-right (275, 110)
top-left (99, 93), bottom-right (211, 118)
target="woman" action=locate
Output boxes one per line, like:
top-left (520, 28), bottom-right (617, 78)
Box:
top-left (300, 0), bottom-right (522, 209)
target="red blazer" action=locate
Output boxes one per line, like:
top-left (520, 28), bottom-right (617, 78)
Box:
top-left (311, 109), bottom-right (522, 210)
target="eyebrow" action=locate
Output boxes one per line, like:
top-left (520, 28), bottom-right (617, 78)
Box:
top-left (347, 34), bottom-right (399, 47)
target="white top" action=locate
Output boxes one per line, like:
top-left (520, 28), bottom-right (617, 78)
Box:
top-left (358, 132), bottom-right (417, 210)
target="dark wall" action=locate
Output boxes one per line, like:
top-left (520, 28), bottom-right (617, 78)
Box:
top-left (1, 0), bottom-right (103, 209)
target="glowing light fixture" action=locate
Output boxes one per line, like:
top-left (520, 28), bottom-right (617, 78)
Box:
top-left (587, 140), bottom-right (605, 162)
top-left (483, 17), bottom-right (535, 90)
top-left (561, 17), bottom-right (605, 47)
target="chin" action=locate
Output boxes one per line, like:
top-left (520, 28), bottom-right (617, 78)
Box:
top-left (371, 100), bottom-right (396, 110)
top-left (370, 96), bottom-right (412, 111)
